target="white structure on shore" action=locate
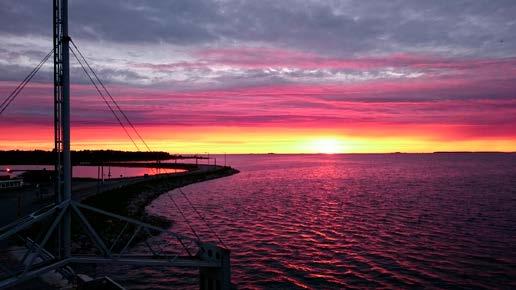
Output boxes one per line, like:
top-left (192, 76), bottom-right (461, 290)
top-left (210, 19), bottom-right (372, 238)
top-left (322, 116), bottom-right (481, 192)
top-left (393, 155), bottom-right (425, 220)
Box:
top-left (0, 179), bottom-right (23, 189)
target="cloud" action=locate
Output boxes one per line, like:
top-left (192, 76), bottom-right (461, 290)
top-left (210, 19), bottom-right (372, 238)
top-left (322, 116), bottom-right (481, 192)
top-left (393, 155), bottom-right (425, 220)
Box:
top-left (1, 0), bottom-right (516, 150)
top-left (1, 0), bottom-right (516, 55)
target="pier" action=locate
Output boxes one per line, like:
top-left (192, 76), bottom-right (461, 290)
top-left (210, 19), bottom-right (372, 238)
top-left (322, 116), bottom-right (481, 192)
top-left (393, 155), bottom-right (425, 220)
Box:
top-left (0, 162), bottom-right (238, 230)
top-left (0, 161), bottom-right (238, 289)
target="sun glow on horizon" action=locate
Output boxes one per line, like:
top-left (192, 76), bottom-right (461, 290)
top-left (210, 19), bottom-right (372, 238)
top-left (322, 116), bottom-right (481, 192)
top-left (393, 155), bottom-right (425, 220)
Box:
top-left (308, 138), bottom-right (346, 154)
top-left (1, 124), bottom-right (515, 154)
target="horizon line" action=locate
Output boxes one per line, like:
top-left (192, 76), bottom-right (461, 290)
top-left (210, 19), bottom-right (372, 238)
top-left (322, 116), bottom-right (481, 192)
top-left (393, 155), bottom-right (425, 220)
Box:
top-left (1, 149), bottom-right (515, 155)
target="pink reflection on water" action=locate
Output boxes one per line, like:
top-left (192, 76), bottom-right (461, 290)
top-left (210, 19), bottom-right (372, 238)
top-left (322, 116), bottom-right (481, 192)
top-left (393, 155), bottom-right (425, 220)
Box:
top-left (1, 165), bottom-right (186, 179)
top-left (72, 166), bottom-right (186, 179)
top-left (141, 153), bottom-right (516, 289)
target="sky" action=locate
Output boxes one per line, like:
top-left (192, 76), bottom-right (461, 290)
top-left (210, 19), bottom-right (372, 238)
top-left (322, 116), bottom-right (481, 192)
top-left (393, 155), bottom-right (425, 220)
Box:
top-left (1, 0), bottom-right (516, 153)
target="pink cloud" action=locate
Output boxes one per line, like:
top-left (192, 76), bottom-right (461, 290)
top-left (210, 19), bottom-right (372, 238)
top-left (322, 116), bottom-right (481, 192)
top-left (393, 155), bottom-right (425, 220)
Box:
top-left (1, 48), bottom-right (516, 147)
top-left (134, 47), bottom-right (516, 82)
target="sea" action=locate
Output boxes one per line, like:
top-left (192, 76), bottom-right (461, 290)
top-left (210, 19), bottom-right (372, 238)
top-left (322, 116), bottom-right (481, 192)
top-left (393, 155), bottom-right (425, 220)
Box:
top-left (95, 153), bottom-right (516, 289)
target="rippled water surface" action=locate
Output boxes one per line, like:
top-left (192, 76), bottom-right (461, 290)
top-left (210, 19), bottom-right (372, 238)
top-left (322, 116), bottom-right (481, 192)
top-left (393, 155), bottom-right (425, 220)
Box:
top-left (108, 154), bottom-right (516, 289)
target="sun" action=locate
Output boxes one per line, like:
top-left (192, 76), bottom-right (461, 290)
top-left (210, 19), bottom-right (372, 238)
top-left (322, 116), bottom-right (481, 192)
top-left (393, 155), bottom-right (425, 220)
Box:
top-left (310, 138), bottom-right (344, 154)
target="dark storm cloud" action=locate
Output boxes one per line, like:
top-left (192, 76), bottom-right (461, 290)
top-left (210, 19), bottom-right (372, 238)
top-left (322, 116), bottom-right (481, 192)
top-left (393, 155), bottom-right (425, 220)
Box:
top-left (1, 0), bottom-right (516, 56)
top-left (1, 0), bottom-right (516, 89)
top-left (0, 0), bottom-right (219, 43)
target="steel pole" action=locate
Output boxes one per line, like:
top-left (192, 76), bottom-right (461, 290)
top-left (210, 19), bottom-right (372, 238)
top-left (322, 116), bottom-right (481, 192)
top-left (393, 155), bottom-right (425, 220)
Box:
top-left (57, 0), bottom-right (72, 258)
top-left (61, 0), bottom-right (71, 203)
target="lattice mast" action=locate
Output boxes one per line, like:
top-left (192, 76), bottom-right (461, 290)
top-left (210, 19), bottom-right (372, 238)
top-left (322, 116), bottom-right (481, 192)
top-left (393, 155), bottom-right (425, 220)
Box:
top-left (53, 0), bottom-right (72, 258)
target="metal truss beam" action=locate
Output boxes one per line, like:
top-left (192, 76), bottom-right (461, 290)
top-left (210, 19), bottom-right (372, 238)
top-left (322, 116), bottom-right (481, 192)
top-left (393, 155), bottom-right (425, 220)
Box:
top-left (73, 202), bottom-right (199, 244)
top-left (70, 256), bottom-right (219, 268)
top-left (0, 203), bottom-right (63, 241)
top-left (0, 259), bottom-right (71, 289)
top-left (0, 201), bottom-right (229, 289)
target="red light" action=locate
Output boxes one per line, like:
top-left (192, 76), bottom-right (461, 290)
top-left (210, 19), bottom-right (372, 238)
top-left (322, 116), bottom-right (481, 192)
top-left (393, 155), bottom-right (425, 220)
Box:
top-left (5, 168), bottom-right (10, 173)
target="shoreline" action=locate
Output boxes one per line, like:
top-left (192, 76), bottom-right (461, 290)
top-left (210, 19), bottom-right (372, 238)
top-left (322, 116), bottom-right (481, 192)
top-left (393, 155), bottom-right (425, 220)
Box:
top-left (82, 164), bottom-right (239, 230)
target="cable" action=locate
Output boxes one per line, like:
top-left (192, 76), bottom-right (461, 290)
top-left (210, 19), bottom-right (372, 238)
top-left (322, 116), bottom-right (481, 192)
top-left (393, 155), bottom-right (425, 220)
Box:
top-left (165, 193), bottom-right (201, 240)
top-left (0, 48), bottom-right (54, 115)
top-left (0, 48), bottom-right (53, 112)
top-left (70, 40), bottom-right (152, 152)
top-left (178, 188), bottom-right (227, 248)
top-left (70, 46), bottom-right (140, 151)
top-left (70, 39), bottom-right (159, 174)
top-left (69, 46), bottom-right (141, 151)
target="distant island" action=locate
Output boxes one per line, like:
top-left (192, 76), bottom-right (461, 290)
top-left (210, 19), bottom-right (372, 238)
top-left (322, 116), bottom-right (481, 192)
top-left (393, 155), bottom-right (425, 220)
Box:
top-left (0, 150), bottom-right (199, 165)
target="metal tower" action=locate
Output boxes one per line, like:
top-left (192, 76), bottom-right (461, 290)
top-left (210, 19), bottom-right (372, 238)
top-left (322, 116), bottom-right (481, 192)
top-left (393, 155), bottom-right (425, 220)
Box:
top-left (53, 0), bottom-right (72, 259)
top-left (0, 1), bottom-right (231, 289)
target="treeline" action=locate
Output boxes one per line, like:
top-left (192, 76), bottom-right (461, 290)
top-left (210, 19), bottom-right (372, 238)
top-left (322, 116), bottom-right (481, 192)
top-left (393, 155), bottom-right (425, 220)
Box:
top-left (0, 150), bottom-right (174, 164)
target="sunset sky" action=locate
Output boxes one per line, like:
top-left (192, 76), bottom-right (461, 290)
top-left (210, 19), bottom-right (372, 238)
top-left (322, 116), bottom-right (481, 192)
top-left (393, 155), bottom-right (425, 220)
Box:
top-left (1, 0), bottom-right (515, 153)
